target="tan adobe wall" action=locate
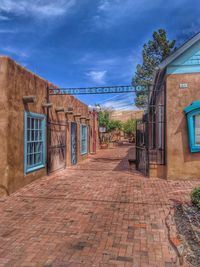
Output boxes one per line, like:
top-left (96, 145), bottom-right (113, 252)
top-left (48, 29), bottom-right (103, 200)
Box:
top-left (166, 73), bottom-right (200, 180)
top-left (109, 110), bottom-right (144, 121)
top-left (0, 58), bottom-right (9, 196)
top-left (0, 56), bottom-right (95, 195)
top-left (89, 111), bottom-right (99, 154)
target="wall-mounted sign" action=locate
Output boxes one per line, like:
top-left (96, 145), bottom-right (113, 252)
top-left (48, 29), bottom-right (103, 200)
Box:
top-left (49, 85), bottom-right (148, 95)
top-left (99, 127), bottom-right (106, 133)
top-left (180, 83), bottom-right (188, 89)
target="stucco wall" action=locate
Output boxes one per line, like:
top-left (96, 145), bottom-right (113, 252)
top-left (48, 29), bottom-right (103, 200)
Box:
top-left (109, 110), bottom-right (144, 121)
top-left (166, 73), bottom-right (200, 179)
top-left (0, 57), bottom-right (9, 196)
top-left (89, 111), bottom-right (99, 154)
top-left (0, 56), bottom-right (97, 195)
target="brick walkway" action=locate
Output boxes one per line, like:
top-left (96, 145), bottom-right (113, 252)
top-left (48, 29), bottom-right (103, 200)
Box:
top-left (0, 144), bottom-right (199, 267)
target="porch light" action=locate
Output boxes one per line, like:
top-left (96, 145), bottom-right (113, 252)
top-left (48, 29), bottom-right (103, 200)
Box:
top-left (184, 100), bottom-right (200, 152)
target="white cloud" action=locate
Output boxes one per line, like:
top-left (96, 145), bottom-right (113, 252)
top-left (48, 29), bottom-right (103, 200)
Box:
top-left (2, 46), bottom-right (28, 58)
top-left (93, 0), bottom-right (145, 28)
top-left (95, 92), bottom-right (135, 110)
top-left (78, 51), bottom-right (138, 87)
top-left (0, 0), bottom-right (76, 19)
top-left (78, 53), bottom-right (118, 66)
top-left (94, 0), bottom-right (188, 29)
top-left (102, 97), bottom-right (134, 110)
top-left (86, 70), bottom-right (107, 84)
top-left (98, 0), bottom-right (110, 11)
top-left (0, 29), bottom-right (16, 33)
top-left (0, 15), bottom-right (10, 21)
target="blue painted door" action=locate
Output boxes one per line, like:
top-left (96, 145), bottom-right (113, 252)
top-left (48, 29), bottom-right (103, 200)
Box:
top-left (71, 122), bottom-right (77, 165)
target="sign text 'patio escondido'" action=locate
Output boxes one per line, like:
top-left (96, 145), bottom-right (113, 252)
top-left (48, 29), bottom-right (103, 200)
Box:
top-left (49, 85), bottom-right (148, 95)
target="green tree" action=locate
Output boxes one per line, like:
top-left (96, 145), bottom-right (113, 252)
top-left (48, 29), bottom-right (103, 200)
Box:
top-left (98, 111), bottom-right (110, 129)
top-left (107, 120), bottom-right (122, 132)
top-left (123, 119), bottom-right (136, 136)
top-left (98, 111), bottom-right (122, 132)
top-left (132, 29), bottom-right (176, 108)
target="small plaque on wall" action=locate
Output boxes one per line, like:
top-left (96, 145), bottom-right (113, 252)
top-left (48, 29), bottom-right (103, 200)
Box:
top-left (180, 83), bottom-right (188, 89)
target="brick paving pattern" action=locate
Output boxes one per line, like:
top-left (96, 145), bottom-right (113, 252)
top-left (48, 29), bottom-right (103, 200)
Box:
top-left (0, 144), bottom-right (199, 267)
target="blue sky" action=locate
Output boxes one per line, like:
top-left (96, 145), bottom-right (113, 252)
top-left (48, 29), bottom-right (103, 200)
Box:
top-left (0, 0), bottom-right (200, 110)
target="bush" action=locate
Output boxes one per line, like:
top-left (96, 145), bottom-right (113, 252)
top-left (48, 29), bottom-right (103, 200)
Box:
top-left (191, 187), bottom-right (200, 209)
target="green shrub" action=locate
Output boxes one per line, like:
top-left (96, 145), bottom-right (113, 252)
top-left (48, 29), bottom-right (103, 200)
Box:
top-left (191, 187), bottom-right (200, 209)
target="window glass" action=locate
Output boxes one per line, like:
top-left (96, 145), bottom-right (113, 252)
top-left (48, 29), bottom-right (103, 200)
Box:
top-left (80, 124), bottom-right (87, 155)
top-left (194, 114), bottom-right (200, 145)
top-left (25, 112), bottom-right (46, 174)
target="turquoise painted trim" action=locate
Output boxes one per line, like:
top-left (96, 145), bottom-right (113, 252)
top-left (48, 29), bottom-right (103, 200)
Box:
top-left (24, 111), bottom-right (46, 175)
top-left (167, 65), bottom-right (200, 74)
top-left (183, 105), bottom-right (200, 152)
top-left (80, 123), bottom-right (88, 155)
top-left (184, 101), bottom-right (200, 114)
top-left (167, 40), bottom-right (200, 74)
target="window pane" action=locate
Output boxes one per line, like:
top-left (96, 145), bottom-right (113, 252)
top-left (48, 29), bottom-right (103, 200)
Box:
top-left (31, 130), bottom-right (34, 141)
top-left (39, 120), bottom-right (42, 129)
top-left (35, 153), bottom-right (39, 164)
top-left (81, 125), bottom-right (87, 154)
top-left (25, 113), bottom-right (45, 173)
top-left (27, 154), bottom-right (30, 166)
top-left (27, 130), bottom-right (30, 141)
top-left (27, 117), bottom-right (30, 129)
top-left (30, 143), bottom-right (33, 154)
top-left (34, 119), bottom-right (37, 130)
top-left (27, 143), bottom-right (31, 154)
top-left (31, 118), bottom-right (34, 129)
top-left (194, 114), bottom-right (200, 145)
top-left (30, 154), bottom-right (33, 166)
top-left (39, 130), bottom-right (42, 140)
top-left (35, 130), bottom-right (39, 141)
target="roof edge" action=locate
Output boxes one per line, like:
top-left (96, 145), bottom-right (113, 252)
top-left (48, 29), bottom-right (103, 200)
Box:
top-left (159, 32), bottom-right (200, 69)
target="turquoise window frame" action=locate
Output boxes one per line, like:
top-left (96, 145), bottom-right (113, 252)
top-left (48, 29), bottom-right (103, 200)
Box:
top-left (24, 112), bottom-right (46, 174)
top-left (184, 101), bottom-right (200, 153)
top-left (80, 124), bottom-right (88, 155)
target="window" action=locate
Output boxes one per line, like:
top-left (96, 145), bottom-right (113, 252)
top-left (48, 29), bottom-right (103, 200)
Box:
top-left (184, 101), bottom-right (200, 152)
top-left (24, 112), bottom-right (46, 174)
top-left (80, 124), bottom-right (88, 155)
top-left (194, 114), bottom-right (200, 145)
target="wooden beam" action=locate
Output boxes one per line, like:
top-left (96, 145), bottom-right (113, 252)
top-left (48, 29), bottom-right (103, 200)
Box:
top-left (42, 103), bottom-right (53, 108)
top-left (74, 113), bottom-right (81, 117)
top-left (55, 107), bottom-right (64, 112)
top-left (64, 107), bottom-right (73, 115)
top-left (23, 96), bottom-right (36, 103)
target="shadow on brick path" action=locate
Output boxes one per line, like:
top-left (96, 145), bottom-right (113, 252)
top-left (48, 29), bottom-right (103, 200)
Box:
top-left (0, 144), bottom-right (199, 266)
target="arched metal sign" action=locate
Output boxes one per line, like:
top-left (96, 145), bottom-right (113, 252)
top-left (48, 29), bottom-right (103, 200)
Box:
top-left (49, 85), bottom-right (148, 95)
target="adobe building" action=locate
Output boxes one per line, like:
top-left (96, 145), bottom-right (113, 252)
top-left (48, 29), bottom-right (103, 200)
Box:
top-left (108, 110), bottom-right (143, 143)
top-left (109, 110), bottom-right (143, 121)
top-left (0, 56), bottom-right (99, 196)
top-left (136, 33), bottom-right (200, 180)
